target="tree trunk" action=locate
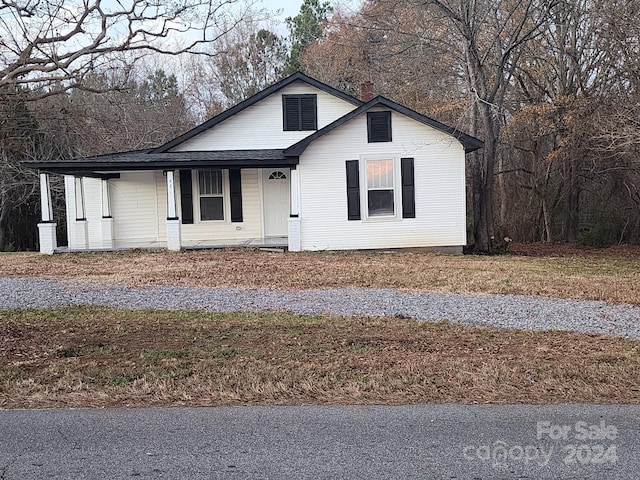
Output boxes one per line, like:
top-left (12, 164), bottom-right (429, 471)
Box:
top-left (542, 197), bottom-right (553, 242)
top-left (0, 202), bottom-right (7, 252)
top-left (472, 102), bottom-right (497, 253)
top-left (471, 150), bottom-right (487, 250)
top-left (498, 150), bottom-right (508, 227)
top-left (566, 154), bottom-right (579, 242)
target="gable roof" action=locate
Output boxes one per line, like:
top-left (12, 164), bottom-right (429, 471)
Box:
top-left (24, 75), bottom-right (482, 176)
top-left (153, 72), bottom-right (364, 153)
top-left (284, 96), bottom-right (484, 155)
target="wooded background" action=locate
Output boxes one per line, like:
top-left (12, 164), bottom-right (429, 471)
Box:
top-left (2, 0), bottom-right (639, 252)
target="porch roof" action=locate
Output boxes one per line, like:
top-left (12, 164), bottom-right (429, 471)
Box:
top-left (23, 149), bottom-right (298, 175)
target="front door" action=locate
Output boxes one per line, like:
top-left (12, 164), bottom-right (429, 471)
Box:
top-left (262, 169), bottom-right (290, 237)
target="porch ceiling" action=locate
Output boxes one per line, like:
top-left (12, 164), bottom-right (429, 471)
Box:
top-left (22, 149), bottom-right (299, 175)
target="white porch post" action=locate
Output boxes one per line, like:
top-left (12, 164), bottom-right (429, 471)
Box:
top-left (74, 176), bottom-right (86, 220)
top-left (290, 168), bottom-right (300, 216)
top-left (72, 176), bottom-right (88, 249)
top-left (101, 178), bottom-right (111, 218)
top-left (165, 170), bottom-right (181, 251)
top-left (40, 173), bottom-right (53, 222)
top-left (37, 173), bottom-right (57, 254)
top-left (101, 178), bottom-right (114, 249)
top-left (288, 167), bottom-right (301, 252)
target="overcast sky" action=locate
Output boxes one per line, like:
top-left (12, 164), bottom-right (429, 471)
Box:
top-left (263, 0), bottom-right (361, 30)
top-left (271, 0), bottom-right (305, 19)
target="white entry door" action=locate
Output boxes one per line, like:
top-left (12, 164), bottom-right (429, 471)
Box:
top-left (262, 168), bottom-right (290, 237)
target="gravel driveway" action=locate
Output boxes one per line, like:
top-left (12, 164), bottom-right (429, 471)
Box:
top-left (1, 277), bottom-right (639, 339)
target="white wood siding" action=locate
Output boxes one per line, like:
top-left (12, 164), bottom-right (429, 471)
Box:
top-left (83, 178), bottom-right (103, 247)
top-left (297, 111), bottom-right (467, 250)
top-left (110, 171), bottom-right (160, 248)
top-left (171, 82), bottom-right (357, 151)
top-left (64, 175), bottom-right (78, 248)
top-left (178, 168), bottom-right (263, 242)
top-left (154, 170), bottom-right (168, 241)
top-left (65, 175), bottom-right (105, 249)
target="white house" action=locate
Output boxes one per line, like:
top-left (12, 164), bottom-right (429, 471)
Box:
top-left (27, 73), bottom-right (483, 254)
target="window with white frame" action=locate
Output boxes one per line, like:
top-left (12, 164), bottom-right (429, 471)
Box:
top-left (366, 159), bottom-right (395, 217)
top-left (198, 169), bottom-right (224, 221)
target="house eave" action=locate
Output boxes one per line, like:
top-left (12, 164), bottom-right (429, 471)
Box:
top-left (22, 150), bottom-right (299, 175)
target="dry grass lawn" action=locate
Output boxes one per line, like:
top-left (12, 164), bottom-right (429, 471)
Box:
top-left (1, 243), bottom-right (639, 304)
top-left (1, 244), bottom-right (638, 407)
top-left (2, 306), bottom-right (639, 408)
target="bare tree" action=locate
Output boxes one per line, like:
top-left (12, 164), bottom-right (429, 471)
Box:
top-left (0, 94), bottom-right (69, 249)
top-left (302, 2), bottom-right (467, 121)
top-left (412, 0), bottom-right (555, 252)
top-left (517, 0), bottom-right (614, 241)
top-left (0, 0), bottom-right (259, 96)
top-left (503, 0), bottom-right (640, 244)
top-left (65, 67), bottom-right (193, 155)
top-left (211, 25), bottom-right (287, 107)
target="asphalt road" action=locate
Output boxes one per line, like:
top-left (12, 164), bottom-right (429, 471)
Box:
top-left (1, 404), bottom-right (638, 479)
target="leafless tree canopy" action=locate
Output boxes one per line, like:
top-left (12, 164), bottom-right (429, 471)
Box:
top-left (0, 0), bottom-right (256, 95)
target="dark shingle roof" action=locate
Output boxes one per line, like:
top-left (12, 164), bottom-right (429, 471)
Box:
top-left (24, 149), bottom-right (297, 173)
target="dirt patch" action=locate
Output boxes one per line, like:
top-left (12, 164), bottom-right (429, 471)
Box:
top-left (1, 307), bottom-right (639, 408)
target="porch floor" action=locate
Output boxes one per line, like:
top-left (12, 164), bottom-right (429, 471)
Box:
top-left (55, 237), bottom-right (288, 253)
top-left (183, 237), bottom-right (288, 250)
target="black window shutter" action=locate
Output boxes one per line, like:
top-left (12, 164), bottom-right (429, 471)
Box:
top-left (346, 160), bottom-right (361, 221)
top-left (300, 96), bottom-right (317, 130)
top-left (367, 111), bottom-right (392, 142)
top-left (179, 170), bottom-right (194, 224)
top-left (401, 157), bottom-right (416, 219)
top-left (229, 168), bottom-right (243, 222)
top-left (283, 96), bottom-right (300, 131)
top-left (283, 95), bottom-right (317, 131)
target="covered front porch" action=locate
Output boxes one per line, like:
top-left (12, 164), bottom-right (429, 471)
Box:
top-left (27, 150), bottom-right (300, 254)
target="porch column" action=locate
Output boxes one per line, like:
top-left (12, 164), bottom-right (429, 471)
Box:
top-left (37, 173), bottom-right (57, 254)
top-left (73, 176), bottom-right (88, 249)
top-left (290, 167), bottom-right (300, 216)
top-left (101, 178), bottom-right (114, 249)
top-left (165, 170), bottom-right (181, 251)
top-left (288, 167), bottom-right (301, 252)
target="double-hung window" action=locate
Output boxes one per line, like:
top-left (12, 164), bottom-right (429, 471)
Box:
top-left (198, 169), bottom-right (224, 221)
top-left (366, 159), bottom-right (395, 217)
top-left (346, 157), bottom-right (415, 221)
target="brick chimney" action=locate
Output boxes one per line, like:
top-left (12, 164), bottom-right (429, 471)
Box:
top-left (360, 81), bottom-right (374, 102)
